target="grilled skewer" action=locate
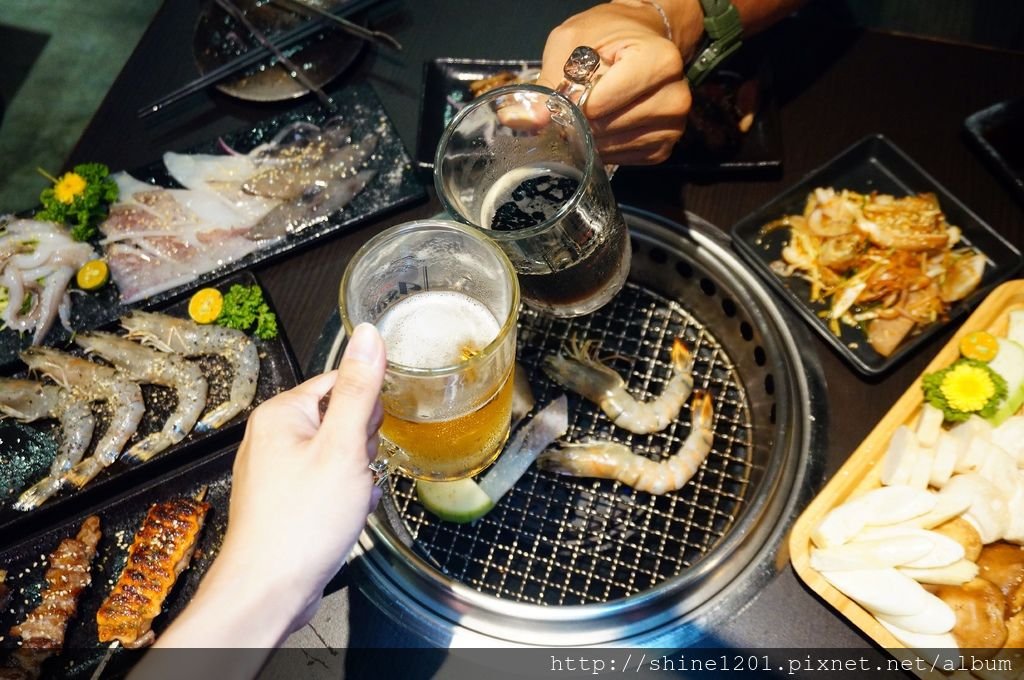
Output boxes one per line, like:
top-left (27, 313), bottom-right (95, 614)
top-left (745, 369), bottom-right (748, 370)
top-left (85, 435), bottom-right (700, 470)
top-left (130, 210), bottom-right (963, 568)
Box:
top-left (3, 516), bottom-right (102, 680)
top-left (96, 494), bottom-right (210, 649)
top-left (0, 570), bottom-right (9, 613)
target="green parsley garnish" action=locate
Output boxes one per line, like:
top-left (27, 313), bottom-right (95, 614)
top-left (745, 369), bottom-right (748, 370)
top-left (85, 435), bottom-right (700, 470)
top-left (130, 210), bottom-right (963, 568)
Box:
top-left (216, 284), bottom-right (279, 340)
top-left (922, 357), bottom-right (1007, 422)
top-left (36, 163), bottom-right (119, 242)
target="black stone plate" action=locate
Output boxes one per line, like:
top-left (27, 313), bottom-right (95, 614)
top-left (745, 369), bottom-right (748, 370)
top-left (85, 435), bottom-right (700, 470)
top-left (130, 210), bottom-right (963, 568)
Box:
top-left (965, 96), bottom-right (1024, 207)
top-left (0, 447), bottom-right (233, 678)
top-left (0, 82), bottom-right (426, 373)
top-left (731, 134), bottom-right (1023, 377)
top-left (0, 269), bottom-right (300, 542)
top-left (415, 56), bottom-right (783, 175)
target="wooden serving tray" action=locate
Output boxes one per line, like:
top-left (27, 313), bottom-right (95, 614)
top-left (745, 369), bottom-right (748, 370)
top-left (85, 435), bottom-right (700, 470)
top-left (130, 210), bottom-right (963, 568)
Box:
top-left (790, 279), bottom-right (1024, 659)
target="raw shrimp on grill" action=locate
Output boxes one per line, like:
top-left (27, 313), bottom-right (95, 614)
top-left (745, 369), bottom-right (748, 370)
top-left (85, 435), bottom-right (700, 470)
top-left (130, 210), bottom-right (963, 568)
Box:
top-left (74, 331), bottom-right (208, 463)
top-left (0, 378), bottom-right (96, 511)
top-left (20, 347), bottom-right (145, 494)
top-left (543, 337), bottom-right (694, 434)
top-left (537, 392), bottom-right (715, 495)
top-left (121, 311), bottom-right (258, 430)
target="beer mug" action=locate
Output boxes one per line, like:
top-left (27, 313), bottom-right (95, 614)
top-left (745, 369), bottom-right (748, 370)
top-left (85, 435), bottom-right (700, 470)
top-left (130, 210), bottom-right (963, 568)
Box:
top-left (434, 50), bottom-right (630, 318)
top-left (339, 219), bottom-right (520, 481)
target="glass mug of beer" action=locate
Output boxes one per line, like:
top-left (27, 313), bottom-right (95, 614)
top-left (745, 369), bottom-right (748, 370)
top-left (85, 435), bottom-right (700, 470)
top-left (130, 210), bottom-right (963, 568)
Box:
top-left (434, 82), bottom-right (631, 318)
top-left (339, 219), bottom-right (520, 481)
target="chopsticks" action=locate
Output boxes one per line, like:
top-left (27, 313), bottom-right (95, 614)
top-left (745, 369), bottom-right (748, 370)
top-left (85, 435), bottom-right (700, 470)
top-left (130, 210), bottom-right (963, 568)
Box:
top-left (271, 0), bottom-right (402, 52)
top-left (137, 0), bottom-right (381, 118)
top-left (213, 0), bottom-right (335, 110)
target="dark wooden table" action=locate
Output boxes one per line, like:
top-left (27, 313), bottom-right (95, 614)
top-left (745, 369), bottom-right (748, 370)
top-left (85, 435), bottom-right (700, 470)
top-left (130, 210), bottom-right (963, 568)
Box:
top-left (68, 0), bottom-right (1024, 665)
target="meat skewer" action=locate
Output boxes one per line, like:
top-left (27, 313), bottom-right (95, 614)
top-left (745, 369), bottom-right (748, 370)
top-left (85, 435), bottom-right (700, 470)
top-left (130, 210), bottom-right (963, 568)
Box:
top-left (0, 570), bottom-right (10, 613)
top-left (2, 516), bottom-right (102, 680)
top-left (96, 491), bottom-right (210, 649)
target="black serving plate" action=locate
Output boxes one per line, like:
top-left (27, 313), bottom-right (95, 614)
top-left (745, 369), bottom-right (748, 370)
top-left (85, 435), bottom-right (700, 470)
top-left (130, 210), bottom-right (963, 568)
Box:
top-left (965, 97), bottom-right (1024, 206)
top-left (0, 447), bottom-right (233, 679)
top-left (415, 57), bottom-right (782, 174)
top-left (731, 134), bottom-right (1023, 377)
top-left (0, 82), bottom-right (425, 372)
top-left (0, 270), bottom-right (300, 542)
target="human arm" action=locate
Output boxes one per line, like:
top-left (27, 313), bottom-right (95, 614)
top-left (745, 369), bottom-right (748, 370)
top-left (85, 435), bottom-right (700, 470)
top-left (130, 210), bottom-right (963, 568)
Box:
top-left (538, 0), bottom-right (808, 164)
top-left (128, 323), bottom-right (386, 678)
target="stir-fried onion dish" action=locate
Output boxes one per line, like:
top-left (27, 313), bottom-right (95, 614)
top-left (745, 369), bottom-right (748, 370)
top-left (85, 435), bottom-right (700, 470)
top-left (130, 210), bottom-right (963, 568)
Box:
top-left (766, 188), bottom-right (986, 357)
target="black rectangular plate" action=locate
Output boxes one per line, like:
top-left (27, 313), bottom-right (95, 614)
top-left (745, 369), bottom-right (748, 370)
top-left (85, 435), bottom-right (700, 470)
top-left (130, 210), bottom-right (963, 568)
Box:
top-left (0, 269), bottom-right (300, 542)
top-left (0, 448), bottom-right (234, 678)
top-left (0, 81), bottom-right (426, 373)
top-left (965, 97), bottom-right (1024, 206)
top-left (415, 56), bottom-right (783, 174)
top-left (731, 134), bottom-right (1023, 377)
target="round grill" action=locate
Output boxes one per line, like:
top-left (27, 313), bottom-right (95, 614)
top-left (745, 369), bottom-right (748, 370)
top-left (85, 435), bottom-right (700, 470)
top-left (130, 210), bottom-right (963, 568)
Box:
top-left (312, 208), bottom-right (825, 646)
top-left (387, 281), bottom-right (756, 605)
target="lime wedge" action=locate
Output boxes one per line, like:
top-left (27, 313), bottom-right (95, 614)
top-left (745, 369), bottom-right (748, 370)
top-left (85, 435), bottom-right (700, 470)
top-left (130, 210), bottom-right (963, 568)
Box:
top-left (416, 478), bottom-right (494, 524)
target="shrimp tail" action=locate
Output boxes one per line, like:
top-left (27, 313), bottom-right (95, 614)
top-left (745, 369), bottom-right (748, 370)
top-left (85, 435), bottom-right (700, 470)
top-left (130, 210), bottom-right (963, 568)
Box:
top-left (122, 433), bottom-right (178, 464)
top-left (64, 458), bottom-right (107, 489)
top-left (197, 402), bottom-right (239, 431)
top-left (13, 476), bottom-right (66, 512)
top-left (670, 338), bottom-right (693, 372)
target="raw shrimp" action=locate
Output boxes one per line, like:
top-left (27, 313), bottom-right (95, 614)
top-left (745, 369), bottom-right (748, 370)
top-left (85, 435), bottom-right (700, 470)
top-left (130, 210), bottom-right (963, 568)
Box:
top-left (536, 392), bottom-right (715, 495)
top-left (75, 331), bottom-right (208, 463)
top-left (543, 337), bottom-right (694, 434)
top-left (0, 378), bottom-right (95, 511)
top-left (121, 311), bottom-right (259, 430)
top-left (19, 348), bottom-right (145, 493)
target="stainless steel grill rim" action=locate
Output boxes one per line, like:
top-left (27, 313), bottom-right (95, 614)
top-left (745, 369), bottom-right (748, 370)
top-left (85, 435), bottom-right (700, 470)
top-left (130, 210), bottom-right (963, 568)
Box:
top-left (324, 209), bottom-right (825, 646)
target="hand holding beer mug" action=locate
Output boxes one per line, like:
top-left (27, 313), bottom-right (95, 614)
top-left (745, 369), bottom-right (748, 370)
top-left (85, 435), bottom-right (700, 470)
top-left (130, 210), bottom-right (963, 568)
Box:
top-left (339, 220), bottom-right (520, 482)
top-left (434, 47), bottom-right (631, 318)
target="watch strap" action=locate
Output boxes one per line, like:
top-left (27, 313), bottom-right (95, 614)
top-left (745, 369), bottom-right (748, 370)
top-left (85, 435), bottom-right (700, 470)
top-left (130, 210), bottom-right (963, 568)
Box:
top-left (686, 0), bottom-right (742, 86)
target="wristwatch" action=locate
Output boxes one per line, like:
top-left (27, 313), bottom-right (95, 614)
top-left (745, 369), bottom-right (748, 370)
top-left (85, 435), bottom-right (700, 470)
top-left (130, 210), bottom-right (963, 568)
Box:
top-left (685, 0), bottom-right (743, 86)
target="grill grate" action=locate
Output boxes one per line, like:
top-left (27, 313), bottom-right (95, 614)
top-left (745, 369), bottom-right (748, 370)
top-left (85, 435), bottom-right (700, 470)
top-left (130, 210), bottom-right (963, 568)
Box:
top-left (386, 280), bottom-right (758, 606)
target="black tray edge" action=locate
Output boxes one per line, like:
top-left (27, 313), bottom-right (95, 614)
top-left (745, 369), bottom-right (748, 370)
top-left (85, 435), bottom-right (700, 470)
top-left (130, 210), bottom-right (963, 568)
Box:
top-left (729, 133), bottom-right (1024, 378)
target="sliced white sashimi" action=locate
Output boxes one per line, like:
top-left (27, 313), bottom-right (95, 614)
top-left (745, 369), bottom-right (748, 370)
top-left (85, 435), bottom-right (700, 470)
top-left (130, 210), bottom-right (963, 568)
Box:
top-left (944, 473), bottom-right (1009, 543)
top-left (854, 527), bottom-right (964, 568)
top-left (875, 593), bottom-right (956, 635)
top-left (820, 567), bottom-right (933, 617)
top-left (862, 486), bottom-right (937, 526)
top-left (881, 426), bottom-right (920, 486)
top-left (908, 448), bottom-right (933, 490)
top-left (877, 619), bottom-right (958, 653)
top-left (810, 537), bottom-right (933, 571)
top-left (163, 151), bottom-right (258, 189)
top-left (812, 500), bottom-right (868, 548)
top-left (898, 559), bottom-right (979, 585)
top-left (929, 434), bottom-right (958, 488)
top-left (949, 416), bottom-right (994, 473)
top-left (992, 416), bottom-right (1024, 466)
top-left (977, 443), bottom-right (1018, 499)
top-left (901, 485), bottom-right (971, 529)
top-left (813, 486), bottom-right (936, 548)
top-left (916, 403), bottom-right (946, 448)
top-left (1003, 473), bottom-right (1024, 545)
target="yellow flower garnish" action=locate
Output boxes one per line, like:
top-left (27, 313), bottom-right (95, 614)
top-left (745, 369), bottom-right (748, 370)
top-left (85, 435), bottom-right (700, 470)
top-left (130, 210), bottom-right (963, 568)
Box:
top-left (939, 363), bottom-right (997, 413)
top-left (53, 172), bottom-right (87, 204)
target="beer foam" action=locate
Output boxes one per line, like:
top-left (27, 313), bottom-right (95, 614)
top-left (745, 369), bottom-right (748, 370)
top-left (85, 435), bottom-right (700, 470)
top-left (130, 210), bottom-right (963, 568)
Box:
top-left (376, 291), bottom-right (501, 369)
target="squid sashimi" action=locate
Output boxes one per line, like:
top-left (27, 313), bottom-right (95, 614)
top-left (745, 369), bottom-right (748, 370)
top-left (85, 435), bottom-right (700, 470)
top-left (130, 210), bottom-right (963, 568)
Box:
top-left (100, 173), bottom-right (264, 304)
top-left (101, 118), bottom-right (377, 304)
top-left (0, 217), bottom-right (96, 343)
